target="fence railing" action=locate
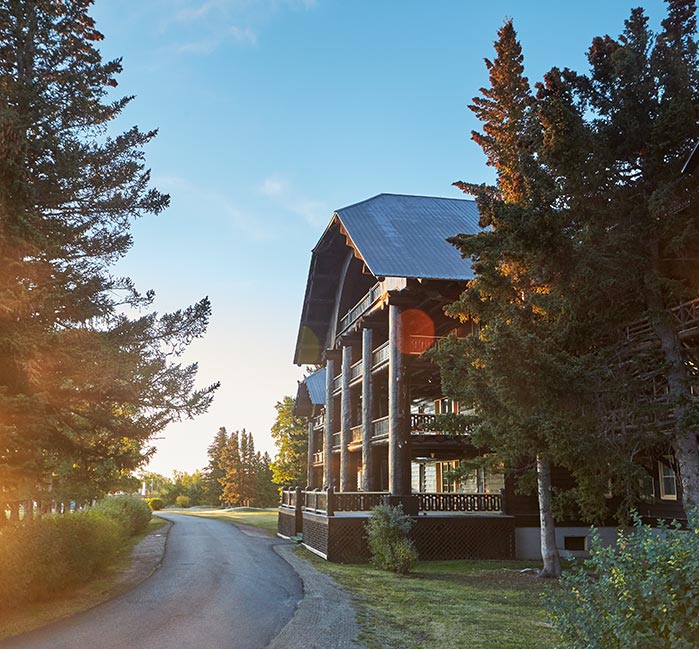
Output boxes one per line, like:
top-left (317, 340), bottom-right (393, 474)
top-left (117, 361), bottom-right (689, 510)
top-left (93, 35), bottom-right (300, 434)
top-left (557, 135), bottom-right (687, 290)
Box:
top-left (281, 487), bottom-right (504, 516)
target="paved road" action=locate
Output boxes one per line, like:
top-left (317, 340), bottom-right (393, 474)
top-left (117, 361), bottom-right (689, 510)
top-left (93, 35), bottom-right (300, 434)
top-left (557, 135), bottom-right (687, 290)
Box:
top-left (1, 514), bottom-right (303, 649)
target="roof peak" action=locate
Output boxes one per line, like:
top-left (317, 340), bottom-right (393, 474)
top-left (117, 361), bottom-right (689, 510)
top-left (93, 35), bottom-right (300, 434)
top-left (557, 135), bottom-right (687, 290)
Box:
top-left (335, 192), bottom-right (475, 214)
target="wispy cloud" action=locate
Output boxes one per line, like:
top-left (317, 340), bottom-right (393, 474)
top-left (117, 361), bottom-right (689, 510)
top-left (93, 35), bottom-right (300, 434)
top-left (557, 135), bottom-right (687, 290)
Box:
top-left (162, 0), bottom-right (316, 54)
top-left (257, 175), bottom-right (328, 226)
top-left (157, 175), bottom-right (274, 241)
top-left (258, 176), bottom-right (287, 196)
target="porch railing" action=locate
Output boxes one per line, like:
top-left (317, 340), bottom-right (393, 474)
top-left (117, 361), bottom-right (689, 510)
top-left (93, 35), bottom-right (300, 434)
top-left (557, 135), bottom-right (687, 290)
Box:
top-left (334, 491), bottom-right (387, 512)
top-left (282, 488), bottom-right (504, 516)
top-left (417, 492), bottom-right (502, 512)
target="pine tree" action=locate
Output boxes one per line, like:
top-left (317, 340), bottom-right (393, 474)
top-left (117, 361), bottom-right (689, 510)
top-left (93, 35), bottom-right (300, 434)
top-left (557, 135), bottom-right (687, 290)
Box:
top-left (220, 431), bottom-right (241, 507)
top-left (0, 0), bottom-right (218, 502)
top-left (254, 451), bottom-right (279, 507)
top-left (205, 427), bottom-right (228, 505)
top-left (536, 1), bottom-right (699, 510)
top-left (439, 19), bottom-right (563, 577)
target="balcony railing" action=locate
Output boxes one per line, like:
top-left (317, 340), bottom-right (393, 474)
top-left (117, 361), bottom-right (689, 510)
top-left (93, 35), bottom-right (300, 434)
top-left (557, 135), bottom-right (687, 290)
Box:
top-left (410, 413), bottom-right (473, 436)
top-left (372, 341), bottom-right (389, 367)
top-left (338, 283), bottom-right (382, 334)
top-left (373, 416), bottom-right (389, 438)
top-left (312, 451), bottom-right (323, 465)
top-left (350, 424), bottom-right (362, 443)
top-left (332, 431), bottom-right (341, 449)
top-left (350, 359), bottom-right (363, 382)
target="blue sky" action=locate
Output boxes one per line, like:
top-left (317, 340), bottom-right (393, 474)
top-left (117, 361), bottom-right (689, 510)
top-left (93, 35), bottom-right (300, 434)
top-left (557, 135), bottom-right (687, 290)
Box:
top-left (90, 0), bottom-right (668, 476)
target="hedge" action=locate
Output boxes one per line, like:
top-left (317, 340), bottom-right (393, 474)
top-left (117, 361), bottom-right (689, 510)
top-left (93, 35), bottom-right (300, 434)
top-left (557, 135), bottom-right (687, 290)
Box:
top-left (0, 496), bottom-right (151, 610)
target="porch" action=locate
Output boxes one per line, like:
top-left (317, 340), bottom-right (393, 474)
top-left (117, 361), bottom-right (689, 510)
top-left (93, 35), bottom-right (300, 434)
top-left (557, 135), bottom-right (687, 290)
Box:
top-left (278, 488), bottom-right (515, 562)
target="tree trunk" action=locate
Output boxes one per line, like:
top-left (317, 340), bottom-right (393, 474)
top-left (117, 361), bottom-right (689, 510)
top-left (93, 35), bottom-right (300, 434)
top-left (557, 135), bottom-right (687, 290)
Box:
top-left (646, 242), bottom-right (699, 511)
top-left (537, 455), bottom-right (561, 578)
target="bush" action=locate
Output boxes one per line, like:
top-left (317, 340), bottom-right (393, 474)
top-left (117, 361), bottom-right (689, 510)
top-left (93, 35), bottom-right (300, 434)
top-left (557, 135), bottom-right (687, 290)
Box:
top-left (94, 495), bottom-right (151, 535)
top-left (147, 497), bottom-right (164, 511)
top-left (175, 495), bottom-right (191, 508)
top-left (366, 504), bottom-right (418, 574)
top-left (0, 509), bottom-right (123, 610)
top-left (545, 511), bottom-right (699, 648)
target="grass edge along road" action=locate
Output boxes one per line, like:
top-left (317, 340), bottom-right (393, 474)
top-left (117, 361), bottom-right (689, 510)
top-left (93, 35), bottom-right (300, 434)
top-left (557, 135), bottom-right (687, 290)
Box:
top-left (299, 548), bottom-right (560, 649)
top-left (174, 507), bottom-right (279, 536)
top-left (179, 508), bottom-right (560, 648)
top-left (0, 517), bottom-right (168, 641)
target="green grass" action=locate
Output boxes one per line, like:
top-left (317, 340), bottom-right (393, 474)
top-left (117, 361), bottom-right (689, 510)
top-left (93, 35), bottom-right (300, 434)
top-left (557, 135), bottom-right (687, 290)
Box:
top-left (175, 507), bottom-right (279, 535)
top-left (0, 517), bottom-right (167, 641)
top-left (301, 550), bottom-right (561, 649)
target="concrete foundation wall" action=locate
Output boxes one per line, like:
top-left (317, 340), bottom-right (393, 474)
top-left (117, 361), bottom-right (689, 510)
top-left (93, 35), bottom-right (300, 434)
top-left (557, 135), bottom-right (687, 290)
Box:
top-left (515, 526), bottom-right (619, 560)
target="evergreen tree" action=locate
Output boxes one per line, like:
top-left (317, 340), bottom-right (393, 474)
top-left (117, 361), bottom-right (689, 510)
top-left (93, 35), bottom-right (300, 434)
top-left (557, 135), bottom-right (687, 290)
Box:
top-left (438, 19), bottom-right (564, 577)
top-left (205, 427), bottom-right (228, 505)
top-left (535, 0), bottom-right (699, 510)
top-left (270, 396), bottom-right (308, 487)
top-left (238, 430), bottom-right (257, 506)
top-left (254, 451), bottom-right (280, 507)
top-left (220, 430), bottom-right (241, 507)
top-left (0, 0), bottom-right (218, 502)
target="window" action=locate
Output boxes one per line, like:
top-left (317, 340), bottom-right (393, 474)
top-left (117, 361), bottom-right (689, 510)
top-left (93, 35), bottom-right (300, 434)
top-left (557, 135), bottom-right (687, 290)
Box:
top-left (658, 459), bottom-right (678, 500)
top-left (564, 536), bottom-right (587, 552)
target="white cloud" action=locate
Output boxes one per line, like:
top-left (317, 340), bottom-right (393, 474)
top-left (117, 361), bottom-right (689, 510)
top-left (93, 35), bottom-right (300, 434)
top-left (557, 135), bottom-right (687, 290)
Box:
top-left (258, 176), bottom-right (287, 196)
top-left (257, 175), bottom-right (329, 226)
top-left (159, 0), bottom-right (317, 55)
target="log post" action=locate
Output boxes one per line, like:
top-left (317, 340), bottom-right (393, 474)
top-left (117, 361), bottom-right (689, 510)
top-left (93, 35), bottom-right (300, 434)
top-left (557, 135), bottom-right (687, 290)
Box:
top-left (326, 486), bottom-right (335, 517)
top-left (362, 327), bottom-right (374, 491)
top-left (340, 344), bottom-right (352, 491)
top-left (388, 303), bottom-right (410, 495)
top-left (306, 420), bottom-right (315, 490)
top-left (324, 357), bottom-right (335, 488)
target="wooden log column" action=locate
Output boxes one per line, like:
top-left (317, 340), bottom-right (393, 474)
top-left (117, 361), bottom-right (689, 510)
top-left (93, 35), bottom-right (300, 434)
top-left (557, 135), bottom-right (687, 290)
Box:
top-left (340, 344), bottom-right (353, 491)
top-left (361, 327), bottom-right (374, 491)
top-left (388, 303), bottom-right (410, 495)
top-left (323, 357), bottom-right (335, 488)
top-left (306, 420), bottom-right (314, 489)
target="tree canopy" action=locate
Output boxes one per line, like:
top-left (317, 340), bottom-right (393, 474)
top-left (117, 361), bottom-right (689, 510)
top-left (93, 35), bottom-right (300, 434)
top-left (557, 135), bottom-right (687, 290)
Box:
top-left (0, 0), bottom-right (218, 506)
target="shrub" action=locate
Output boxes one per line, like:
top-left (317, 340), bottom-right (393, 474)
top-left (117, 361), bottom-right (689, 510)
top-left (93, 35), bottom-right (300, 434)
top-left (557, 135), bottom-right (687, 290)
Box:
top-left (545, 511), bottom-right (699, 648)
top-left (94, 495), bottom-right (151, 535)
top-left (366, 504), bottom-right (418, 574)
top-left (147, 497), bottom-right (164, 511)
top-left (0, 510), bottom-right (123, 610)
top-left (175, 495), bottom-right (191, 508)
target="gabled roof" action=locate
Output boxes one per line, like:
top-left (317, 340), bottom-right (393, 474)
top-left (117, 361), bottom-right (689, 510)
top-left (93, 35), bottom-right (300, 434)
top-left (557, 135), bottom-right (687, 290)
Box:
top-left (294, 193), bottom-right (480, 365)
top-left (334, 193), bottom-right (479, 281)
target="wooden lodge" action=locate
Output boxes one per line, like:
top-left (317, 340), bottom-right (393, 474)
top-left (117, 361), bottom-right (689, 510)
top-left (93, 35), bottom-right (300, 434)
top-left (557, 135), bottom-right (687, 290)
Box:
top-left (277, 193), bottom-right (689, 562)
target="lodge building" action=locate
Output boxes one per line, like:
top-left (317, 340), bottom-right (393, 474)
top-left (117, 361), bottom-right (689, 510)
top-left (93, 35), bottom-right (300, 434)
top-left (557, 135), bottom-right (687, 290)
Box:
top-left (278, 193), bottom-right (687, 562)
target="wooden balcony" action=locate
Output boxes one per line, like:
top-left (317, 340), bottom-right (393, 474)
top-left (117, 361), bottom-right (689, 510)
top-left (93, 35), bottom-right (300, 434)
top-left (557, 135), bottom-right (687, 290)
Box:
top-left (373, 416), bottom-right (389, 439)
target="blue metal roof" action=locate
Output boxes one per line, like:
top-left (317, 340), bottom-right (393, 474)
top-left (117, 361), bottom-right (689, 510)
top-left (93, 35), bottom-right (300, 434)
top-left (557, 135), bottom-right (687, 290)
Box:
top-left (304, 367), bottom-right (326, 405)
top-left (334, 194), bottom-right (479, 280)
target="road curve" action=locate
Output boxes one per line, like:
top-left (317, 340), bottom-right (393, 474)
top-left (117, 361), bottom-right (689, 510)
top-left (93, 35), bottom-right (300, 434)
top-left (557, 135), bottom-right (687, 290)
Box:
top-left (1, 513), bottom-right (303, 649)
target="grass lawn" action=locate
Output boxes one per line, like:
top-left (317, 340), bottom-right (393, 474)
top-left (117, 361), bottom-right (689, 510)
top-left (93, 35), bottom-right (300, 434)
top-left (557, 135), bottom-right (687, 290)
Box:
top-left (0, 517), bottom-right (168, 641)
top-left (175, 507), bottom-right (279, 535)
top-left (302, 550), bottom-right (561, 649)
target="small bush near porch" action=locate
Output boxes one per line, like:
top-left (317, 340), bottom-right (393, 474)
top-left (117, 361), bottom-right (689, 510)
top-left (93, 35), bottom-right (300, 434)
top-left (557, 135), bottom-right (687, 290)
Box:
top-left (301, 551), bottom-right (559, 648)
